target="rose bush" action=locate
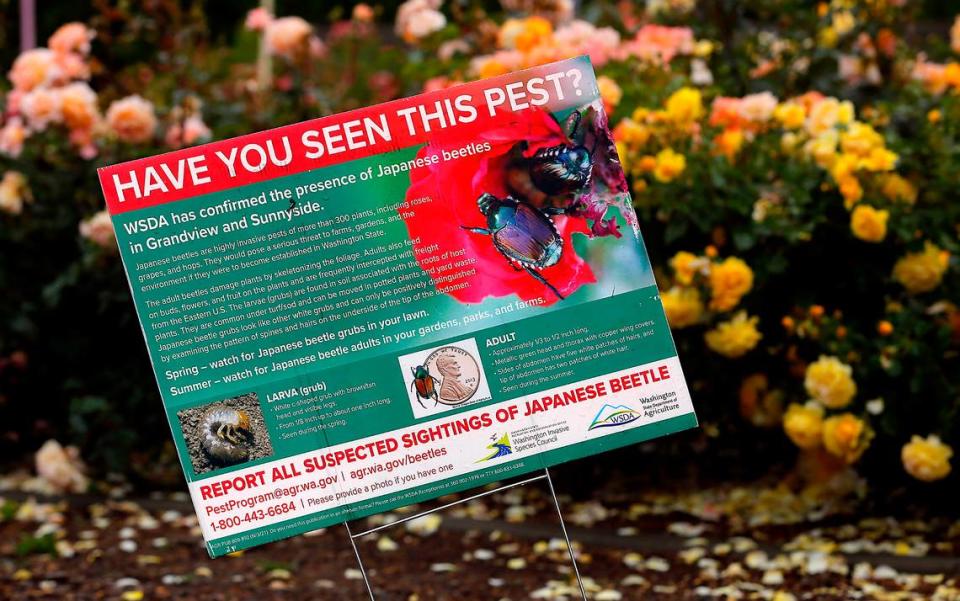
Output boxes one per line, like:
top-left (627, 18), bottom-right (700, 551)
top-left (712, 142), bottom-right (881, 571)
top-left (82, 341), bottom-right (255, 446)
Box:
top-left (0, 1), bottom-right (956, 496)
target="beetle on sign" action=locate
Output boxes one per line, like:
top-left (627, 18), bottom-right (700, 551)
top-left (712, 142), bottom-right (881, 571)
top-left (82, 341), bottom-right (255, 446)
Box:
top-left (461, 192), bottom-right (565, 300)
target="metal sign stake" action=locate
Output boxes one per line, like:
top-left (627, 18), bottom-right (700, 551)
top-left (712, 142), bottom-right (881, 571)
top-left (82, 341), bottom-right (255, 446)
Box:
top-left (343, 468), bottom-right (588, 600)
top-left (344, 520), bottom-right (377, 601)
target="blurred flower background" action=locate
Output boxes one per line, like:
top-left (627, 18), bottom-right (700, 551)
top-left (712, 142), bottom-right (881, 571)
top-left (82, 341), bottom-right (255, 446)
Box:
top-left (1, 0), bottom-right (959, 598)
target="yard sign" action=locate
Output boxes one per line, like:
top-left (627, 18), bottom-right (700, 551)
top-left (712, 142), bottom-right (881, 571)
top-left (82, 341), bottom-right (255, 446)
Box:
top-left (98, 57), bottom-right (697, 557)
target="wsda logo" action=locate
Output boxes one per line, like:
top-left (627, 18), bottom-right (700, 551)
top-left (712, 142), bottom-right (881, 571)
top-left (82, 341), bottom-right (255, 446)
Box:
top-left (588, 403), bottom-right (642, 430)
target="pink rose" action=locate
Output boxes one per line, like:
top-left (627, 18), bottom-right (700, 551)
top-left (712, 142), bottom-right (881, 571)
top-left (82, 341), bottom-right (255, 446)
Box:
top-left (266, 16), bottom-right (313, 59)
top-left (79, 210), bottom-right (115, 248)
top-left (245, 7), bottom-right (273, 32)
top-left (166, 114), bottom-right (212, 148)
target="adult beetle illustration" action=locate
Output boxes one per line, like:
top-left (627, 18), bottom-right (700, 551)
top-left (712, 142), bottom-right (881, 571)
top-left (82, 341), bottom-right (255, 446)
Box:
top-left (410, 364), bottom-right (440, 408)
top-left (506, 110), bottom-right (593, 215)
top-left (200, 407), bottom-right (252, 466)
top-left (462, 192), bottom-right (565, 300)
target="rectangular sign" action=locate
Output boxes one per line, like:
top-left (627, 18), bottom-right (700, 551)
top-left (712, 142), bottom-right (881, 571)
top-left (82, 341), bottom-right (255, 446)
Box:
top-left (99, 56), bottom-right (697, 557)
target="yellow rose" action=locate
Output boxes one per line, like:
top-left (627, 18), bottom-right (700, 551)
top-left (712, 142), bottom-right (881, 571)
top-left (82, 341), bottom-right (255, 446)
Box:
top-left (774, 102), bottom-right (806, 129)
top-left (669, 251), bottom-right (701, 285)
top-left (840, 122), bottom-right (883, 158)
top-left (822, 413), bottom-right (872, 464)
top-left (836, 101), bottom-right (855, 125)
top-left (713, 128), bottom-right (744, 162)
top-left (664, 87), bottom-right (704, 124)
top-left (806, 98), bottom-right (844, 136)
top-left (804, 130), bottom-right (839, 168)
top-left (783, 402), bottom-right (824, 450)
top-left (653, 148), bottom-right (686, 182)
top-left (0, 171), bottom-right (31, 215)
top-left (694, 40), bottom-right (714, 57)
top-left (838, 176), bottom-right (863, 209)
top-left (661, 286), bottom-right (704, 329)
top-left (739, 374), bottom-right (784, 428)
top-left (893, 242), bottom-right (949, 294)
top-left (499, 17), bottom-right (552, 52)
top-left (832, 11), bottom-right (855, 37)
top-left (781, 132), bottom-right (800, 153)
top-left (804, 355), bottom-right (857, 409)
top-left (850, 204), bottom-right (889, 243)
top-left (597, 76), bottom-right (623, 112)
top-left (819, 26), bottom-right (838, 49)
top-left (614, 118), bottom-right (650, 148)
top-left (477, 59), bottom-right (509, 79)
top-left (859, 147), bottom-right (898, 172)
top-left (705, 312), bottom-right (762, 358)
top-left (946, 62), bottom-right (960, 89)
top-left (830, 153), bottom-right (858, 182)
top-left (880, 174), bottom-right (917, 204)
top-left (902, 435), bottom-right (953, 482)
top-left (708, 257), bottom-right (754, 312)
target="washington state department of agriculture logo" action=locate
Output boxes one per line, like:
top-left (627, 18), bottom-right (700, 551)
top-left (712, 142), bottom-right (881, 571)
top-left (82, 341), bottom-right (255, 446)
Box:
top-left (588, 403), bottom-right (642, 430)
top-left (477, 433), bottom-right (512, 462)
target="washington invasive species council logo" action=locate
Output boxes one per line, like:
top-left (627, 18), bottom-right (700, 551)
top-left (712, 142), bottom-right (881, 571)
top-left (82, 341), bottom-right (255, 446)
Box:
top-left (398, 338), bottom-right (492, 419)
top-left (477, 433), bottom-right (513, 462)
top-left (588, 403), bottom-right (642, 430)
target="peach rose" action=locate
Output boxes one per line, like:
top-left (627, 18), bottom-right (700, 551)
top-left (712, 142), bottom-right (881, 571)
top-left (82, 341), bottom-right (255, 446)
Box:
top-left (8, 48), bottom-right (61, 92)
top-left (79, 210), bottom-right (115, 249)
top-left (738, 91), bottom-right (778, 123)
top-left (438, 39), bottom-right (470, 62)
top-left (266, 16), bottom-right (313, 59)
top-left (0, 171), bottom-right (31, 215)
top-left (396, 0), bottom-right (446, 43)
top-left (353, 3), bottom-right (375, 22)
top-left (35, 439), bottom-right (89, 494)
top-left (20, 87), bottom-right (63, 131)
top-left (106, 95), bottom-right (157, 143)
top-left (54, 50), bottom-right (90, 81)
top-left (60, 82), bottom-right (99, 130)
top-left (48, 22), bottom-right (94, 55)
top-left (0, 117), bottom-right (27, 158)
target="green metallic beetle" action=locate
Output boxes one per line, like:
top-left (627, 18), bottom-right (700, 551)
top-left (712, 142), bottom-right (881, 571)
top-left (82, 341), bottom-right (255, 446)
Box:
top-left (461, 192), bottom-right (565, 300)
top-left (410, 364), bottom-right (440, 408)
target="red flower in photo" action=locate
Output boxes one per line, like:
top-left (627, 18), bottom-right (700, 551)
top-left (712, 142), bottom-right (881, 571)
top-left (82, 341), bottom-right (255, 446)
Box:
top-left (402, 108), bottom-right (596, 306)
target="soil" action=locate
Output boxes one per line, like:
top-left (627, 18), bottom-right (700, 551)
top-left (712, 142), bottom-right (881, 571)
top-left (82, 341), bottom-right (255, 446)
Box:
top-left (176, 393), bottom-right (273, 475)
